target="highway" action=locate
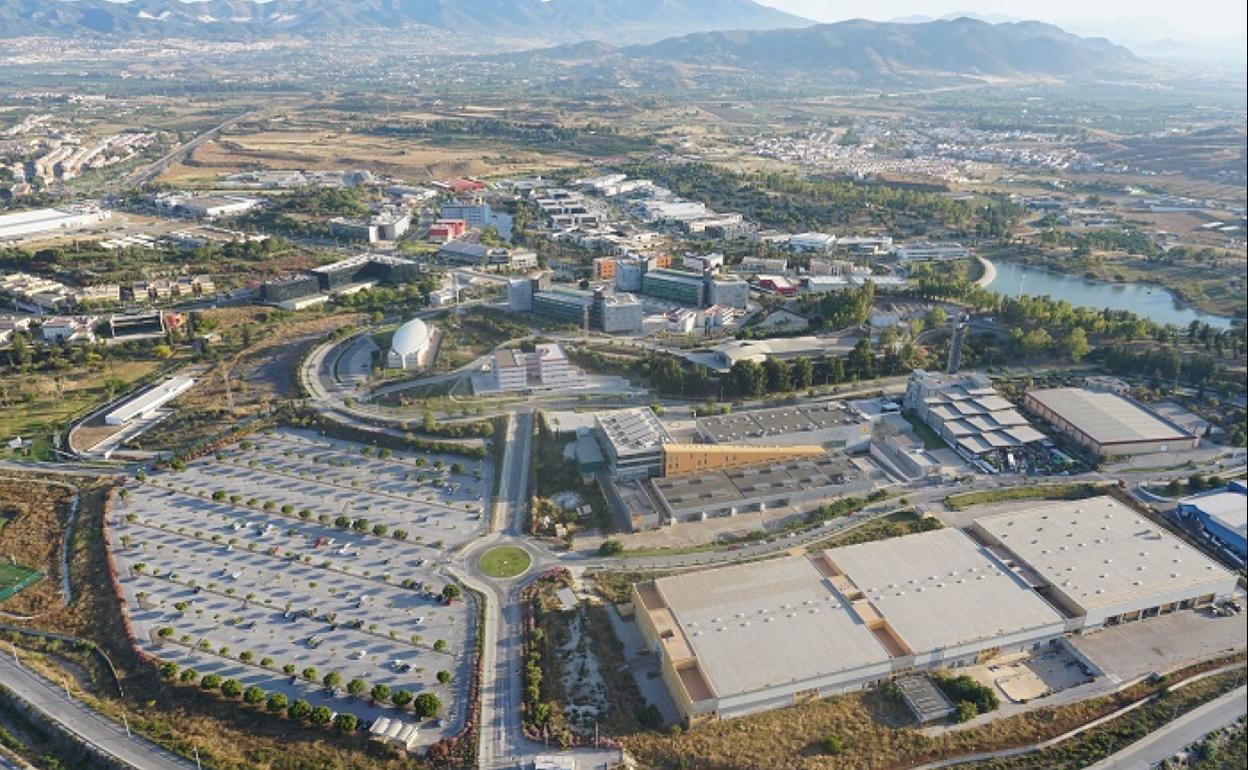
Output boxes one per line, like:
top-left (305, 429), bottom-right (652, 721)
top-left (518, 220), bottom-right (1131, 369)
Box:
top-left (0, 655), bottom-right (194, 770)
top-left (1086, 685), bottom-right (1247, 770)
top-left (118, 109), bottom-right (261, 190)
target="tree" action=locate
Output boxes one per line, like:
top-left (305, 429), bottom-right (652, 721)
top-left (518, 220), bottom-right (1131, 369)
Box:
top-left (347, 678), bottom-right (368, 697)
top-left (301, 666), bottom-right (318, 682)
top-left (823, 735), bottom-right (846, 755)
top-left (287, 699), bottom-right (313, 721)
top-left (158, 662), bottom-right (179, 680)
top-left (200, 673), bottom-right (223, 690)
top-left (371, 684), bottom-right (392, 704)
top-left (954, 700), bottom-right (978, 723)
top-left (243, 685), bottom-right (265, 705)
top-left (436, 670), bottom-right (452, 684)
top-left (392, 689), bottom-right (414, 708)
top-left (220, 679), bottom-right (243, 699)
top-left (323, 671), bottom-right (343, 690)
top-left (413, 692), bottom-right (442, 718)
top-left (729, 359), bottom-right (766, 397)
top-left (924, 307), bottom-right (948, 331)
top-left (441, 584), bottom-right (461, 602)
top-left (1061, 327), bottom-right (1090, 363)
top-left (266, 692), bottom-right (288, 713)
top-left (791, 357), bottom-right (814, 390)
top-left (179, 668), bottom-right (198, 683)
top-left (849, 338), bottom-right (875, 379)
top-left (763, 356), bottom-right (792, 393)
top-left (597, 539), bottom-right (624, 556)
top-left (310, 706), bottom-right (332, 725)
top-left (333, 712), bottom-right (358, 734)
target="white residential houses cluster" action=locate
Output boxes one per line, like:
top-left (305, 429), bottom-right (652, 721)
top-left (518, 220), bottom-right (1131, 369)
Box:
top-left (20, 132), bottom-right (158, 183)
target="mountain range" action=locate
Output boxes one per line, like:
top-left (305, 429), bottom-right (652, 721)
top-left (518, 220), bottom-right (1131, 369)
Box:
top-left (624, 17), bottom-right (1141, 77)
top-left (0, 0), bottom-right (810, 44)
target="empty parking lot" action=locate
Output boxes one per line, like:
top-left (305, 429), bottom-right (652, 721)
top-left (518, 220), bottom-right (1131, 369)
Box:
top-left (108, 428), bottom-right (492, 746)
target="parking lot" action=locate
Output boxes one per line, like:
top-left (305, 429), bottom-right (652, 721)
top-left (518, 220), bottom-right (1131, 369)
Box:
top-left (1071, 605), bottom-right (1248, 683)
top-left (108, 428), bottom-right (492, 745)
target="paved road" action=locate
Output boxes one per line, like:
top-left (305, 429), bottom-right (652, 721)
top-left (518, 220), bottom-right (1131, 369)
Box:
top-left (1085, 685), bottom-right (1247, 770)
top-left (119, 109), bottom-right (259, 189)
top-left (0, 655), bottom-right (194, 770)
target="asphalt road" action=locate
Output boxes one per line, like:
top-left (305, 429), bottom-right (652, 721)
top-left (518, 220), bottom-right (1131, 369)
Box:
top-left (1085, 685), bottom-right (1247, 770)
top-left (0, 655), bottom-right (194, 770)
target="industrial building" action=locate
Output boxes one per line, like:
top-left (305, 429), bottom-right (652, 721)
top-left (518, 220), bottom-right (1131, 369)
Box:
top-left (789, 232), bottom-right (837, 252)
top-left (649, 452), bottom-right (879, 524)
top-left (153, 194), bottom-right (263, 221)
top-left (634, 527), bottom-right (1067, 724)
top-left (386, 318), bottom-right (431, 370)
top-left (971, 496), bottom-right (1236, 629)
top-left (635, 495), bottom-right (1236, 725)
top-left (0, 206), bottom-right (111, 241)
top-left (1022, 388), bottom-right (1199, 457)
top-left (642, 268), bottom-right (705, 306)
top-left (1175, 482), bottom-right (1247, 560)
top-left (481, 343), bottom-right (586, 393)
top-left (696, 401), bottom-right (873, 452)
top-left (105, 377), bottom-right (195, 426)
top-left (428, 219), bottom-right (468, 242)
top-left (522, 284), bottom-right (642, 334)
top-left (905, 371), bottom-right (1046, 466)
top-left (440, 200), bottom-right (492, 228)
top-left (329, 208), bottom-right (410, 243)
top-left (661, 443), bottom-right (825, 477)
top-left (893, 242), bottom-right (970, 261)
top-left (594, 407), bottom-right (673, 479)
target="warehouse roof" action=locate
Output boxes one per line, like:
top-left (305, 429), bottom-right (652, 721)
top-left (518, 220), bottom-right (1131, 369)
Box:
top-left (1179, 488), bottom-right (1247, 544)
top-left (1026, 388), bottom-right (1194, 446)
top-left (651, 556), bottom-right (890, 699)
top-left (974, 497), bottom-right (1234, 612)
top-left (824, 528), bottom-right (1066, 654)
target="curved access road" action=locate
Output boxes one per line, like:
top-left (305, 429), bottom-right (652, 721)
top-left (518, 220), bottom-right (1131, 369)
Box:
top-left (0, 655), bottom-right (194, 770)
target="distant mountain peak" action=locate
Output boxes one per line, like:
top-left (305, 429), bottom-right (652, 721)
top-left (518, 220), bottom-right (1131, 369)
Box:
top-left (0, 0), bottom-right (813, 44)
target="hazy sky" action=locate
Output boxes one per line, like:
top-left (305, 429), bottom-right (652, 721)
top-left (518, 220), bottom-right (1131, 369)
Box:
top-left (758, 0), bottom-right (1248, 41)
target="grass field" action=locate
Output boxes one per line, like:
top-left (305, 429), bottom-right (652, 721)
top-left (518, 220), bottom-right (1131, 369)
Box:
top-left (0, 359), bottom-right (165, 461)
top-left (0, 561), bottom-right (42, 602)
top-left (478, 546), bottom-right (532, 578)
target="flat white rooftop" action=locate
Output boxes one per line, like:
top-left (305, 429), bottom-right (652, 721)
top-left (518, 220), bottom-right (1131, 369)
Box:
top-left (1181, 490), bottom-right (1247, 542)
top-left (653, 556), bottom-right (888, 699)
top-left (1027, 388), bottom-right (1193, 446)
top-left (824, 528), bottom-right (1066, 654)
top-left (974, 497), bottom-right (1235, 612)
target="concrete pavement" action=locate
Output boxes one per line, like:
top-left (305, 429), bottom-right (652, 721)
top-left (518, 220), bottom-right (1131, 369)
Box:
top-left (0, 654), bottom-right (194, 770)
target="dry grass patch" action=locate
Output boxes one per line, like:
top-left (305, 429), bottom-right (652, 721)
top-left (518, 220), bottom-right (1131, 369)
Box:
top-left (0, 477), bottom-right (75, 615)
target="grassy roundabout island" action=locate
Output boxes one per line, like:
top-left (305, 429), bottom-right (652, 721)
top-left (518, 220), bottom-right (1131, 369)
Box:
top-left (479, 546), bottom-right (533, 578)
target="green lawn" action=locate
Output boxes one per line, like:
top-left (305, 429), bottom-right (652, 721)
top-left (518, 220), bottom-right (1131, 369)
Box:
top-left (0, 560), bottom-right (43, 602)
top-left (478, 546), bottom-right (532, 578)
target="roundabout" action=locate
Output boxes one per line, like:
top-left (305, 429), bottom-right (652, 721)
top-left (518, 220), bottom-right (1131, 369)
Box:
top-left (477, 545), bottom-right (532, 579)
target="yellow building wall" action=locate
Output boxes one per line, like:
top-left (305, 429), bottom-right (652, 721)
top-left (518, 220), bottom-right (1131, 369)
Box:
top-left (661, 443), bottom-right (825, 477)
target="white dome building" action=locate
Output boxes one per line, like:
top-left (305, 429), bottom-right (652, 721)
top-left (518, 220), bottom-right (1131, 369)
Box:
top-left (386, 318), bottom-right (431, 370)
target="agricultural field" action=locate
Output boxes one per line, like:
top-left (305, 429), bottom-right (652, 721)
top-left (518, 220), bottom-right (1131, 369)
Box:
top-left (158, 121), bottom-right (582, 188)
top-left (109, 428), bottom-right (490, 746)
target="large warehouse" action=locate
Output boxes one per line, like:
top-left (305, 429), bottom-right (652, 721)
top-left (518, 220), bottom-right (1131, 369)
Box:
top-left (1023, 388), bottom-right (1198, 457)
top-left (635, 527), bottom-right (1068, 724)
top-left (695, 401), bottom-right (873, 452)
top-left (971, 496), bottom-right (1237, 629)
top-left (635, 495), bottom-right (1236, 725)
top-left (0, 206), bottom-right (111, 241)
